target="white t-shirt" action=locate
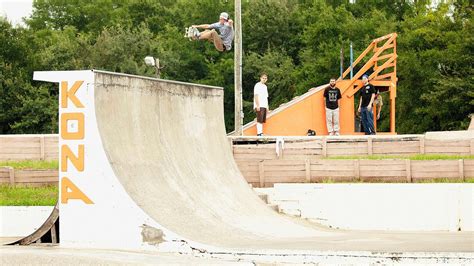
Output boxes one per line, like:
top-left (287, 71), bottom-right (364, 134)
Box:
top-left (253, 82), bottom-right (268, 109)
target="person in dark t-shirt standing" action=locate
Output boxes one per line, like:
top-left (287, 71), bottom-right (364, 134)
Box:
top-left (324, 78), bottom-right (342, 136)
top-left (357, 75), bottom-right (376, 135)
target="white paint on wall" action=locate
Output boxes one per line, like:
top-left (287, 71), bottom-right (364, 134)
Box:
top-left (0, 206), bottom-right (54, 237)
top-left (258, 183), bottom-right (474, 231)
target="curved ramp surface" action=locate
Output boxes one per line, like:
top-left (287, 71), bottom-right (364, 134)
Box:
top-left (32, 70), bottom-right (473, 261)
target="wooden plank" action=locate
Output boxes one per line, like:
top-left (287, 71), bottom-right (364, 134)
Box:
top-left (459, 159), bottom-right (464, 181)
top-left (264, 176), bottom-right (307, 183)
top-left (0, 147), bottom-right (43, 153)
top-left (0, 154), bottom-right (41, 160)
top-left (360, 176), bottom-right (406, 183)
top-left (368, 138), bottom-right (373, 155)
top-left (328, 143), bottom-right (369, 149)
top-left (311, 176), bottom-right (355, 183)
top-left (261, 165), bottom-right (306, 171)
top-left (411, 171), bottom-right (460, 179)
top-left (264, 171), bottom-right (306, 177)
top-left (327, 149), bottom-right (367, 156)
top-left (359, 164), bottom-right (406, 171)
top-left (0, 137), bottom-right (41, 144)
top-left (305, 159), bottom-right (311, 183)
top-left (15, 176), bottom-right (59, 183)
top-left (372, 142), bottom-right (421, 154)
top-left (285, 141), bottom-right (323, 148)
top-left (40, 136), bottom-right (45, 160)
top-left (262, 159), bottom-right (306, 166)
top-left (233, 148), bottom-right (275, 155)
top-left (281, 155), bottom-right (322, 160)
top-left (9, 167), bottom-right (15, 185)
top-left (233, 154), bottom-right (276, 160)
top-left (311, 171), bottom-right (355, 177)
top-left (411, 160), bottom-right (459, 168)
top-left (420, 137), bottom-right (425, 154)
top-left (15, 170), bottom-right (59, 178)
top-left (471, 140), bottom-right (474, 155)
top-left (354, 159), bottom-right (360, 180)
top-left (235, 165), bottom-right (259, 172)
top-left (258, 161), bottom-right (264, 187)
top-left (50, 223), bottom-right (57, 244)
top-left (406, 159), bottom-right (412, 183)
top-left (360, 170), bottom-right (405, 177)
top-left (322, 137), bottom-right (327, 157)
top-left (425, 146), bottom-right (470, 154)
top-left (281, 150), bottom-right (321, 156)
top-left (424, 140), bottom-right (470, 147)
top-left (0, 168), bottom-right (10, 178)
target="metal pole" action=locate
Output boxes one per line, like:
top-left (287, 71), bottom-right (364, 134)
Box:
top-left (234, 0), bottom-right (243, 135)
top-left (350, 42), bottom-right (353, 79)
top-left (155, 58), bottom-right (161, 79)
top-left (340, 47), bottom-right (343, 79)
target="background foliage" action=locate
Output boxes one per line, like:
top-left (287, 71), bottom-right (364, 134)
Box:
top-left (1, 0), bottom-right (472, 134)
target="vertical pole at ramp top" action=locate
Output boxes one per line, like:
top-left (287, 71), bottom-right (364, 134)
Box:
top-left (234, 0), bottom-right (243, 135)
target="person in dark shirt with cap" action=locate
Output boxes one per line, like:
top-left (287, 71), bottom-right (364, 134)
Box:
top-left (357, 75), bottom-right (376, 135)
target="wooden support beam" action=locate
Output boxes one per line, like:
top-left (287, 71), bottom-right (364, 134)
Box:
top-left (258, 161), bottom-right (265, 187)
top-left (420, 137), bottom-right (425, 154)
top-left (40, 135), bottom-right (45, 161)
top-left (305, 159), bottom-right (311, 183)
top-left (459, 159), bottom-right (464, 181)
top-left (368, 138), bottom-right (373, 155)
top-left (354, 159), bottom-right (360, 181)
top-left (8, 167), bottom-right (15, 185)
top-left (322, 137), bottom-right (327, 157)
top-left (405, 159), bottom-right (412, 183)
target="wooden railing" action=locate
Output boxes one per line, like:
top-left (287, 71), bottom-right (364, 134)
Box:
top-left (232, 136), bottom-right (474, 187)
top-left (338, 33), bottom-right (398, 133)
top-left (0, 167), bottom-right (58, 186)
top-left (0, 134), bottom-right (58, 161)
top-left (236, 158), bottom-right (474, 188)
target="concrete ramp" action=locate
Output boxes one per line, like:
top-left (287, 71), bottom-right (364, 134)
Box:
top-left (29, 70), bottom-right (472, 262)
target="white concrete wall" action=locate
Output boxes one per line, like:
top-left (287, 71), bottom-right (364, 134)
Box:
top-left (0, 206), bottom-right (54, 237)
top-left (257, 184), bottom-right (473, 231)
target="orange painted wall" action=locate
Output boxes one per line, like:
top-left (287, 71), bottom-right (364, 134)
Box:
top-left (244, 81), bottom-right (357, 136)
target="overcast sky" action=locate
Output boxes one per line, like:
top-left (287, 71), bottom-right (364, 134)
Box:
top-left (0, 0), bottom-right (33, 26)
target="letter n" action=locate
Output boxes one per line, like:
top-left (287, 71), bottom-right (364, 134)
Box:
top-left (61, 145), bottom-right (84, 172)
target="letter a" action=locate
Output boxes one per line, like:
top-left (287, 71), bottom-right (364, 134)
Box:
top-left (61, 177), bottom-right (93, 204)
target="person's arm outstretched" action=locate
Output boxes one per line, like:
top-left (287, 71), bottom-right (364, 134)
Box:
top-left (192, 24), bottom-right (211, 29)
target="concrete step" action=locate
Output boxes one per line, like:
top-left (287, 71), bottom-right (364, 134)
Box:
top-left (257, 193), bottom-right (268, 204)
top-left (267, 204), bottom-right (279, 212)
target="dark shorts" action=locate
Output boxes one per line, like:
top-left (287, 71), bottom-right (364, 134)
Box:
top-left (255, 108), bottom-right (267, 123)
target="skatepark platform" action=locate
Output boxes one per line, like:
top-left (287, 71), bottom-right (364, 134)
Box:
top-left (5, 70), bottom-right (473, 264)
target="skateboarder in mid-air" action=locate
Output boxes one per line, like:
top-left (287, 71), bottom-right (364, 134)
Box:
top-left (185, 12), bottom-right (234, 52)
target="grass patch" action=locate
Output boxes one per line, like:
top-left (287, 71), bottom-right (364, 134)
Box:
top-left (0, 160), bottom-right (58, 170)
top-left (0, 185), bottom-right (58, 206)
top-left (328, 154), bottom-right (474, 160)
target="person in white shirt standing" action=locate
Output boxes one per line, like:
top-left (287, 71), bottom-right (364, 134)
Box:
top-left (253, 73), bottom-right (269, 136)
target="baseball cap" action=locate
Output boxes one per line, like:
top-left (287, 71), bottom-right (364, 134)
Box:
top-left (220, 12), bottom-right (229, 20)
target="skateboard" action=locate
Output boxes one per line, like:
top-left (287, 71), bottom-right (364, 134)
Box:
top-left (184, 26), bottom-right (199, 41)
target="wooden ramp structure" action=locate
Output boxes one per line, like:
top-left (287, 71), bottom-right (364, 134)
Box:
top-left (243, 33), bottom-right (398, 136)
top-left (4, 70), bottom-right (472, 264)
